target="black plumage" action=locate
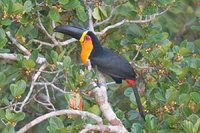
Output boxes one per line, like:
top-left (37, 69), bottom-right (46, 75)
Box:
top-left (54, 25), bottom-right (145, 119)
top-left (87, 31), bottom-right (136, 83)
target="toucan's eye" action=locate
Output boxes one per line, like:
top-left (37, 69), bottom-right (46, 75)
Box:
top-left (84, 35), bottom-right (91, 41)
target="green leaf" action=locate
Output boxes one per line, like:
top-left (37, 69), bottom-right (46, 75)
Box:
top-left (24, 0), bottom-right (32, 13)
top-left (15, 112), bottom-right (25, 121)
top-left (179, 47), bottom-right (191, 55)
top-left (115, 109), bottom-right (125, 119)
top-left (30, 50), bottom-right (38, 62)
top-left (165, 88), bottom-right (177, 102)
top-left (3, 125), bottom-right (15, 133)
top-left (76, 6), bottom-right (87, 22)
top-left (190, 58), bottom-right (199, 69)
top-left (50, 50), bottom-right (58, 64)
top-left (0, 28), bottom-right (8, 48)
top-left (13, 3), bottom-right (24, 14)
top-left (10, 80), bottom-right (26, 97)
top-left (1, 0), bottom-right (13, 13)
top-left (49, 117), bottom-right (64, 128)
top-left (64, 93), bottom-right (71, 102)
top-left (49, 8), bottom-right (60, 22)
top-left (124, 87), bottom-right (133, 97)
top-left (0, 72), bottom-right (6, 85)
top-left (127, 110), bottom-right (139, 120)
top-left (18, 24), bottom-right (34, 36)
top-left (20, 15), bottom-right (29, 24)
top-left (92, 7), bottom-right (101, 20)
top-left (128, 0), bottom-right (136, 6)
top-left (179, 83), bottom-right (190, 94)
top-left (181, 120), bottom-right (193, 133)
top-left (47, 117), bottom-right (64, 133)
top-left (145, 114), bottom-right (158, 132)
top-left (191, 26), bottom-right (200, 31)
top-left (18, 80), bottom-right (26, 90)
top-left (169, 65), bottom-right (183, 75)
top-left (0, 110), bottom-right (6, 119)
top-left (190, 92), bottom-right (200, 104)
top-left (131, 123), bottom-right (143, 133)
top-left (22, 59), bottom-right (36, 69)
top-left (178, 94), bottom-right (190, 105)
top-left (63, 0), bottom-right (80, 9)
top-left (155, 92), bottom-right (165, 102)
top-left (58, 0), bottom-right (69, 5)
top-left (158, 0), bottom-right (174, 5)
top-left (5, 109), bottom-right (15, 121)
top-left (157, 129), bottom-right (178, 133)
top-left (2, 96), bottom-right (10, 105)
top-left (1, 18), bottom-right (12, 26)
top-left (182, 106), bottom-right (193, 116)
top-left (5, 109), bottom-right (25, 122)
top-left (99, 6), bottom-right (107, 17)
top-left (193, 118), bottom-right (200, 133)
top-left (126, 24), bottom-right (144, 37)
top-left (0, 38), bottom-right (8, 48)
top-left (115, 3), bottom-right (136, 17)
top-left (143, 5), bottom-right (157, 15)
top-left (88, 105), bottom-right (100, 115)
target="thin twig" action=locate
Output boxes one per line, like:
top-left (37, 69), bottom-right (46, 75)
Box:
top-left (33, 91), bottom-right (55, 111)
top-left (95, 8), bottom-right (169, 35)
top-left (37, 11), bottom-right (58, 45)
top-left (6, 31), bottom-right (31, 56)
top-left (44, 84), bottom-right (56, 110)
top-left (133, 45), bottom-right (142, 61)
top-left (32, 39), bottom-right (53, 47)
top-left (37, 11), bottom-right (53, 40)
top-left (17, 63), bottom-right (47, 112)
top-left (34, 82), bottom-right (67, 94)
top-left (56, 38), bottom-right (77, 46)
top-left (94, 8), bottom-right (114, 27)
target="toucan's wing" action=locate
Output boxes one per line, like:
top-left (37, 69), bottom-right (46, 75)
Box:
top-left (90, 48), bottom-right (136, 80)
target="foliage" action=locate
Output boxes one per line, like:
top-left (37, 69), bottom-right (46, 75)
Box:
top-left (0, 0), bottom-right (199, 132)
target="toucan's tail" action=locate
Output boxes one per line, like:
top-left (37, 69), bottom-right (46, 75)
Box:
top-left (126, 79), bottom-right (145, 119)
top-left (132, 86), bottom-right (145, 119)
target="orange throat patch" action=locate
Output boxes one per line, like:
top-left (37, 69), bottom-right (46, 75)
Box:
top-left (80, 39), bottom-right (93, 65)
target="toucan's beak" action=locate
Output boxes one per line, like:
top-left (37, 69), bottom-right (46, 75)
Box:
top-left (54, 25), bottom-right (86, 40)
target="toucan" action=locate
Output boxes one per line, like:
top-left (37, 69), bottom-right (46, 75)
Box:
top-left (54, 25), bottom-right (145, 119)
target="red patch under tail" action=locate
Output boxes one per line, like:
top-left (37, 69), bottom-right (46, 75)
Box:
top-left (126, 79), bottom-right (136, 86)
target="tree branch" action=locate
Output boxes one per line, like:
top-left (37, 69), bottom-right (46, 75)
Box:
top-left (0, 53), bottom-right (46, 64)
top-left (80, 124), bottom-right (127, 133)
top-left (17, 63), bottom-right (47, 112)
top-left (0, 53), bottom-right (19, 61)
top-left (32, 39), bottom-right (53, 47)
top-left (83, 0), bottom-right (94, 32)
top-left (57, 38), bottom-right (77, 46)
top-left (34, 82), bottom-right (67, 94)
top-left (95, 8), bottom-right (169, 35)
top-left (36, 11), bottom-right (58, 45)
top-left (16, 109), bottom-right (103, 133)
top-left (6, 31), bottom-right (31, 56)
top-left (92, 71), bottom-right (128, 133)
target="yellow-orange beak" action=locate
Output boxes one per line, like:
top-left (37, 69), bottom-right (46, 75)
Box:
top-left (79, 31), bottom-right (88, 43)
